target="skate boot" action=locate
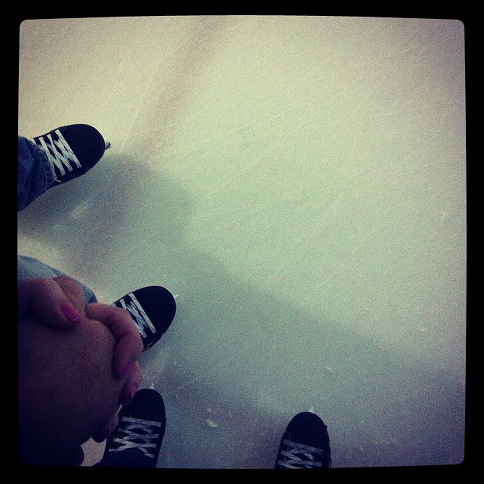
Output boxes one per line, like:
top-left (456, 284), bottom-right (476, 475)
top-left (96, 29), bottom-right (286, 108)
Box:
top-left (275, 412), bottom-right (332, 468)
top-left (98, 388), bottom-right (166, 468)
top-left (31, 124), bottom-right (108, 186)
top-left (112, 286), bottom-right (177, 351)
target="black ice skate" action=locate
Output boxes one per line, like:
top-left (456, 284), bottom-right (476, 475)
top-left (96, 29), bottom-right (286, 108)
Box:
top-left (100, 388), bottom-right (166, 468)
top-left (31, 124), bottom-right (108, 186)
top-left (275, 411), bottom-right (332, 468)
top-left (112, 286), bottom-right (176, 351)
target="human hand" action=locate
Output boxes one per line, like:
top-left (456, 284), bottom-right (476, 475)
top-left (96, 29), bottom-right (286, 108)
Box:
top-left (52, 277), bottom-right (144, 400)
top-left (18, 276), bottom-right (143, 403)
top-left (50, 277), bottom-right (143, 442)
top-left (18, 314), bottom-right (129, 465)
top-left (18, 276), bottom-right (143, 464)
top-left (18, 276), bottom-right (84, 327)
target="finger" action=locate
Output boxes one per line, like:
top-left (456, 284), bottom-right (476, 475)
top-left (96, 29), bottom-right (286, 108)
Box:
top-left (91, 412), bottom-right (119, 443)
top-left (18, 278), bottom-right (82, 328)
top-left (85, 303), bottom-right (143, 379)
top-left (53, 276), bottom-right (88, 315)
top-left (85, 303), bottom-right (140, 341)
top-left (119, 361), bottom-right (142, 406)
top-left (63, 445), bottom-right (85, 466)
top-left (71, 446), bottom-right (85, 466)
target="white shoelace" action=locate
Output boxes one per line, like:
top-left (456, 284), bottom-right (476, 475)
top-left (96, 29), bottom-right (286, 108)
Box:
top-left (277, 439), bottom-right (326, 468)
top-left (109, 416), bottom-right (162, 458)
top-left (36, 129), bottom-right (81, 181)
top-left (117, 292), bottom-right (157, 339)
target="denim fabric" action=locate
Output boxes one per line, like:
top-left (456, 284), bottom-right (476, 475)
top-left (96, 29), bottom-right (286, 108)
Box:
top-left (17, 135), bottom-right (97, 304)
top-left (17, 255), bottom-right (97, 304)
top-left (17, 136), bottom-right (54, 211)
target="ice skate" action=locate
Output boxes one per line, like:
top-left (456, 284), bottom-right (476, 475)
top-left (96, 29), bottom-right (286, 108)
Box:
top-left (112, 286), bottom-right (176, 350)
top-left (31, 124), bottom-right (107, 186)
top-left (100, 388), bottom-right (166, 468)
top-left (275, 411), bottom-right (331, 468)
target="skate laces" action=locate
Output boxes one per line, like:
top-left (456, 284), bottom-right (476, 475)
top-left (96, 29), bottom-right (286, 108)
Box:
top-left (35, 129), bottom-right (82, 182)
top-left (277, 439), bottom-right (330, 468)
top-left (117, 292), bottom-right (157, 339)
top-left (110, 416), bottom-right (162, 458)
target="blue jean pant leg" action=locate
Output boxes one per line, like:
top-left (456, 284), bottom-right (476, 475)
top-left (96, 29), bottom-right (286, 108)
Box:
top-left (18, 138), bottom-right (97, 304)
top-left (17, 255), bottom-right (97, 304)
top-left (18, 135), bottom-right (54, 211)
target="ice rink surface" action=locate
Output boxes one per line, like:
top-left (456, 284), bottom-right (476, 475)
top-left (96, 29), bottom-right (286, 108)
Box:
top-left (18, 16), bottom-right (466, 470)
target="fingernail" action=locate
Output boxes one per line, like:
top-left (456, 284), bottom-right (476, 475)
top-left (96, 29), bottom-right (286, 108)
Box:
top-left (60, 302), bottom-right (82, 322)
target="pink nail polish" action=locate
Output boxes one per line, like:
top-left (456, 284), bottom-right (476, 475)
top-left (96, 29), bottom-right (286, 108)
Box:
top-left (60, 302), bottom-right (82, 322)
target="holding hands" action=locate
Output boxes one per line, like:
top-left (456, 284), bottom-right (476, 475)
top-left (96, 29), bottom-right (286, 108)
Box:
top-left (18, 276), bottom-right (143, 465)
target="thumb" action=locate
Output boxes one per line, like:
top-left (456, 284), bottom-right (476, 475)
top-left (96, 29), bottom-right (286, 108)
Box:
top-left (18, 278), bottom-right (82, 328)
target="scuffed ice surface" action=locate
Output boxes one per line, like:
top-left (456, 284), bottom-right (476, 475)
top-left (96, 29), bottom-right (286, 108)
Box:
top-left (18, 16), bottom-right (466, 469)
